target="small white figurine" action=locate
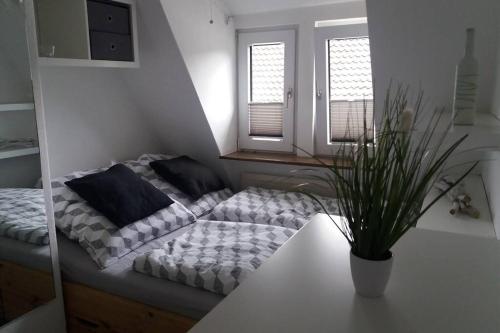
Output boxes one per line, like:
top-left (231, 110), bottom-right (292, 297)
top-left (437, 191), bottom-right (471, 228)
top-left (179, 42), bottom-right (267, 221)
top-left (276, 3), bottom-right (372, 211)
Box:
top-left (434, 176), bottom-right (480, 219)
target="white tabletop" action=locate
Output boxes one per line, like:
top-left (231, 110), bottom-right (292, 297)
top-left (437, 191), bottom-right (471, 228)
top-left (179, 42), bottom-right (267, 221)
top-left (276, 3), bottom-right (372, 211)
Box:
top-left (190, 214), bottom-right (500, 333)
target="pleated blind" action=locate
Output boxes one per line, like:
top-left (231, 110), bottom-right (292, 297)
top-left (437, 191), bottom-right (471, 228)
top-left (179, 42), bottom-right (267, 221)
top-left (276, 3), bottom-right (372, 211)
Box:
top-left (249, 103), bottom-right (284, 137)
top-left (328, 37), bottom-right (374, 142)
top-left (249, 43), bottom-right (285, 137)
top-left (330, 100), bottom-right (374, 142)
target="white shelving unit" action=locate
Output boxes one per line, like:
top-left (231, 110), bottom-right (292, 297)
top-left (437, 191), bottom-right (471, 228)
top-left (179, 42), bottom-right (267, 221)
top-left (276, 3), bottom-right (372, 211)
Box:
top-left (35, 0), bottom-right (139, 68)
top-left (0, 103), bottom-right (35, 112)
top-left (449, 109), bottom-right (500, 137)
top-left (0, 147), bottom-right (40, 160)
top-left (418, 174), bottom-right (496, 238)
top-left (38, 57), bottom-right (139, 69)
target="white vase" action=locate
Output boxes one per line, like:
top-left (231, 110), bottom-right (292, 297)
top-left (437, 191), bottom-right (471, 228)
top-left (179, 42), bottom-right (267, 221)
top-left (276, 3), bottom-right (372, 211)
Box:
top-left (452, 28), bottom-right (479, 125)
top-left (350, 251), bottom-right (393, 298)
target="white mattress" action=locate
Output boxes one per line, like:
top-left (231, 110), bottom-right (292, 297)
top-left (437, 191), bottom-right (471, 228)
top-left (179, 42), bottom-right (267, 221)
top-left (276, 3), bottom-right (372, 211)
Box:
top-left (57, 225), bottom-right (223, 319)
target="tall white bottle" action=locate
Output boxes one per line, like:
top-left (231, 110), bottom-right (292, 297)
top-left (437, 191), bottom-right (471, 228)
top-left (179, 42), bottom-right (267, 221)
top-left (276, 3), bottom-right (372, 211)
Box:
top-left (452, 28), bottom-right (479, 125)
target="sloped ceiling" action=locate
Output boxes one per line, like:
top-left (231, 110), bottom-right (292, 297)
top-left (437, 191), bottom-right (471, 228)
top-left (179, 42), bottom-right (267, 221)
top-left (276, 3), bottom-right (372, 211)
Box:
top-left (221, 0), bottom-right (359, 15)
top-left (118, 0), bottom-right (231, 179)
top-left (160, 0), bottom-right (237, 156)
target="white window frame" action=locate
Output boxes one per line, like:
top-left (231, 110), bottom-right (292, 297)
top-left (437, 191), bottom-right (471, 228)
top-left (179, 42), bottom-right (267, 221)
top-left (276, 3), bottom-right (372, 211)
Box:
top-left (314, 23), bottom-right (373, 156)
top-left (238, 30), bottom-right (296, 152)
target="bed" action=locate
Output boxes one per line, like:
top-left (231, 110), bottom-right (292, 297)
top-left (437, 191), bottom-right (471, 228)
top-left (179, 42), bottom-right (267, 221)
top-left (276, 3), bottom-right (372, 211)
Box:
top-left (57, 227), bottom-right (222, 320)
top-left (57, 224), bottom-right (220, 332)
top-left (57, 219), bottom-right (296, 332)
top-left (50, 153), bottom-right (335, 332)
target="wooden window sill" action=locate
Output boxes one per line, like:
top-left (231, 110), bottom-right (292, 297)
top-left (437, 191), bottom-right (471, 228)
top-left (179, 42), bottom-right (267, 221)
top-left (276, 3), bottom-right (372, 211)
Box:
top-left (220, 151), bottom-right (351, 168)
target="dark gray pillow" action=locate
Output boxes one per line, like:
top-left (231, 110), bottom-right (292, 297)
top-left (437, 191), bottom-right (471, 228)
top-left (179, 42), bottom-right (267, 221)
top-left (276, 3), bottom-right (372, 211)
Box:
top-left (150, 156), bottom-right (225, 200)
top-left (65, 164), bottom-right (174, 228)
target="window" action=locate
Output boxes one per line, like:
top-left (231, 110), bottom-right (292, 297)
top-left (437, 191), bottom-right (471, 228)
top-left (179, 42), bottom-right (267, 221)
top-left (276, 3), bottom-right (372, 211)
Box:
top-left (238, 30), bottom-right (296, 152)
top-left (315, 23), bottom-right (374, 155)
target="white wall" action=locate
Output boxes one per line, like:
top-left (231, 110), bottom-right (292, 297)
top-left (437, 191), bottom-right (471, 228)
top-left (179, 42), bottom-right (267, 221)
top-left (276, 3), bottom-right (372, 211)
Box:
top-left (367, 0), bottom-right (500, 120)
top-left (218, 1), bottom-right (366, 190)
top-left (234, 1), bottom-right (367, 156)
top-left (115, 0), bottom-right (228, 181)
top-left (39, 0), bottom-right (232, 180)
top-left (161, 0), bottom-right (237, 156)
top-left (37, 0), bottom-right (365, 189)
top-left (482, 22), bottom-right (500, 239)
top-left (367, 0), bottom-right (500, 238)
top-left (39, 66), bottom-right (164, 177)
top-left (481, 153), bottom-right (500, 239)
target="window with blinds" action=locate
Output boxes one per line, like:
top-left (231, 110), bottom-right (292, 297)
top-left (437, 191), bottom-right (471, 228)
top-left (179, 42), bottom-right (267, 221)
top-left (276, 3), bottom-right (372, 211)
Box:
top-left (238, 29), bottom-right (295, 152)
top-left (328, 37), bottom-right (373, 142)
top-left (248, 43), bottom-right (285, 137)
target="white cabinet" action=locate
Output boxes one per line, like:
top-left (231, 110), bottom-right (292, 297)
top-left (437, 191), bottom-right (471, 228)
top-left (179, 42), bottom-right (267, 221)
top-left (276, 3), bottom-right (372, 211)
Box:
top-left (34, 0), bottom-right (138, 68)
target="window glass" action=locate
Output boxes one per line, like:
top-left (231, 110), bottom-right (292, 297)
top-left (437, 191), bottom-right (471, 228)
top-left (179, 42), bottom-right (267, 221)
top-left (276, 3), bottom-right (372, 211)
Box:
top-left (328, 37), bottom-right (374, 142)
top-left (248, 43), bottom-right (285, 137)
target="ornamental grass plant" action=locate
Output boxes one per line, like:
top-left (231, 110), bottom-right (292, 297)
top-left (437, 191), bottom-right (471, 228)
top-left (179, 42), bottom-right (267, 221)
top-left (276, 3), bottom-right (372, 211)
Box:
top-left (298, 86), bottom-right (477, 260)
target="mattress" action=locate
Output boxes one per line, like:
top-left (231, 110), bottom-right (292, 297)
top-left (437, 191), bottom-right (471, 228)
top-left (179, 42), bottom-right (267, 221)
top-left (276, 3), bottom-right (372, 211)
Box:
top-left (0, 236), bottom-right (52, 272)
top-left (57, 225), bottom-right (223, 320)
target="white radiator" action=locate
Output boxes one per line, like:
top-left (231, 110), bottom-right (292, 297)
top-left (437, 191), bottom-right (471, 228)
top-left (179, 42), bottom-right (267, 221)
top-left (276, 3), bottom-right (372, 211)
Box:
top-left (241, 172), bottom-right (336, 198)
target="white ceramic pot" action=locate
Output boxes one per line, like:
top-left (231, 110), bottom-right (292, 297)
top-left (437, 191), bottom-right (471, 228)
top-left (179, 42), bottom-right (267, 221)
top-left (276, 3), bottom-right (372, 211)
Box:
top-left (350, 251), bottom-right (393, 298)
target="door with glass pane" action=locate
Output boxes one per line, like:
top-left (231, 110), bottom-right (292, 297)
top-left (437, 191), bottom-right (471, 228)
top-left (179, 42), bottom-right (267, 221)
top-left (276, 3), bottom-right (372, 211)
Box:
top-left (314, 24), bottom-right (374, 155)
top-left (238, 30), bottom-right (295, 152)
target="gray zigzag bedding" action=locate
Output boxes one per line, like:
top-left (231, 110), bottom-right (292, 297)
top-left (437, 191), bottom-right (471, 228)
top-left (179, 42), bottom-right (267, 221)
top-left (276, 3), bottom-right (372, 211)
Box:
top-left (50, 157), bottom-right (197, 269)
top-left (134, 220), bottom-right (296, 295)
top-left (207, 186), bottom-right (339, 230)
top-left (0, 188), bottom-right (49, 246)
top-left (50, 153), bottom-right (228, 268)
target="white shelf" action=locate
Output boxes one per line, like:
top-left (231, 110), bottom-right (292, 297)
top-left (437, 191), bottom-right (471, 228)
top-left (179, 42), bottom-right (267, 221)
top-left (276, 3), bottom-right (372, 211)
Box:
top-left (418, 174), bottom-right (496, 238)
top-left (451, 112), bottom-right (500, 135)
top-left (0, 147), bottom-right (40, 160)
top-left (36, 0), bottom-right (139, 69)
top-left (0, 103), bottom-right (35, 112)
top-left (38, 57), bottom-right (139, 69)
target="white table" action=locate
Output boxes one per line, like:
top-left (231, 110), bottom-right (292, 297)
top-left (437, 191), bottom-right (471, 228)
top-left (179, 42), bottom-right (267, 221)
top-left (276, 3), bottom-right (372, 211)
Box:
top-left (190, 214), bottom-right (500, 333)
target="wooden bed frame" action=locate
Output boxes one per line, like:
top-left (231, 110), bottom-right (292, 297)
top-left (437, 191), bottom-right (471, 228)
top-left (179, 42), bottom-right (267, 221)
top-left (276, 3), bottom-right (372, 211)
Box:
top-left (0, 260), bottom-right (55, 322)
top-left (0, 260), bottom-right (197, 332)
top-left (63, 281), bottom-right (197, 333)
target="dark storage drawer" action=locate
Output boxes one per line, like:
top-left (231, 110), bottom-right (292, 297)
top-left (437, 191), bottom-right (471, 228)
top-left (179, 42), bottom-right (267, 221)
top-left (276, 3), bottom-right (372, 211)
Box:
top-left (87, 0), bottom-right (131, 35)
top-left (89, 31), bottom-right (133, 61)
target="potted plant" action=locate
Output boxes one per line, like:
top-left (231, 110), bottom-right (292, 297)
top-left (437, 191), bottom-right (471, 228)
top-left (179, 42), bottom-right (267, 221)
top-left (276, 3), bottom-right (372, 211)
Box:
top-left (297, 86), bottom-right (476, 298)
